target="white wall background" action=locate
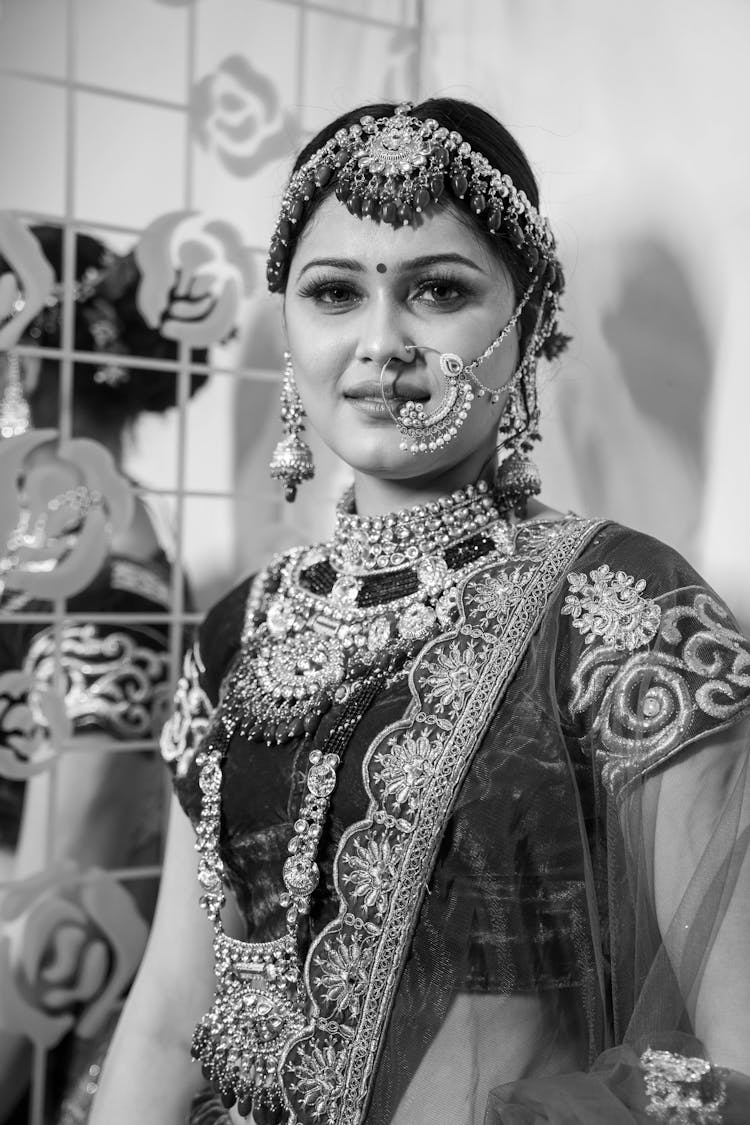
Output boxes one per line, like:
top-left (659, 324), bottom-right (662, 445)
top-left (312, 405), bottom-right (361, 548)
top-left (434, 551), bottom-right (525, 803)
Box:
top-left (420, 0), bottom-right (750, 625)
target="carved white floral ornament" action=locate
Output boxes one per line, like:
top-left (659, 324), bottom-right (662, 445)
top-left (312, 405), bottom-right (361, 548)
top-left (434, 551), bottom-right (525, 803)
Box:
top-left (135, 211), bottom-right (255, 347)
top-left (0, 864), bottom-right (147, 1047)
top-left (0, 429), bottom-right (134, 600)
top-left (0, 212), bottom-right (55, 349)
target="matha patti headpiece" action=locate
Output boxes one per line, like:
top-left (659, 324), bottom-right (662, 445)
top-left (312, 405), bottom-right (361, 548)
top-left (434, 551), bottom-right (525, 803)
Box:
top-left (267, 103), bottom-right (564, 309)
top-left (267, 103), bottom-right (567, 509)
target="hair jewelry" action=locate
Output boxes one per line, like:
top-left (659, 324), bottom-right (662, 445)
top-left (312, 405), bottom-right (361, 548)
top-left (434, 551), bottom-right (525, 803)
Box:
top-left (379, 276), bottom-right (537, 453)
top-left (268, 104), bottom-right (563, 297)
top-left (0, 351), bottom-right (31, 439)
top-left (269, 353), bottom-right (315, 502)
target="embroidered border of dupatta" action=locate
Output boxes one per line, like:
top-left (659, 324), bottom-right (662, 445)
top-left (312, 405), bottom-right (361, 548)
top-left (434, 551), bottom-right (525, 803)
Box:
top-left (279, 516), bottom-right (604, 1125)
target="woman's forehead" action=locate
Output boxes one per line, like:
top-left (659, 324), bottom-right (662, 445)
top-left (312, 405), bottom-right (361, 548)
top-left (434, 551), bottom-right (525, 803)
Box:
top-left (290, 194), bottom-right (498, 274)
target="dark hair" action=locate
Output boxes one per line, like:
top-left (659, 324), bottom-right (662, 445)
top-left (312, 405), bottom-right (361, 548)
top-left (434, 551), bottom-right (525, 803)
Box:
top-left (2, 225), bottom-right (208, 428)
top-left (273, 97), bottom-right (566, 359)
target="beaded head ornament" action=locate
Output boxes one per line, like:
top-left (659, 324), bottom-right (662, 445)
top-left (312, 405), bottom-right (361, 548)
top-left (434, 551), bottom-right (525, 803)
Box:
top-left (267, 102), bottom-right (568, 509)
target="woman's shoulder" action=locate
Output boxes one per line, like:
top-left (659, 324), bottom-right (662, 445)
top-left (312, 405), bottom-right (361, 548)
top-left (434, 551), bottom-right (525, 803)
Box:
top-left (567, 519), bottom-right (710, 599)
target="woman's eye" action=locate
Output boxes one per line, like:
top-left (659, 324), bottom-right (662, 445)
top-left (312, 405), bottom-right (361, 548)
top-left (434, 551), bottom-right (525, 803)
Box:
top-left (413, 279), bottom-right (466, 305)
top-left (300, 280), bottom-right (360, 306)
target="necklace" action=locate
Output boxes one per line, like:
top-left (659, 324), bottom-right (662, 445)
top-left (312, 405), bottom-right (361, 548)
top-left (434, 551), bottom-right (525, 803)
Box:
top-left (330, 480), bottom-right (500, 572)
top-left (192, 481), bottom-right (516, 1123)
top-left (226, 480), bottom-right (514, 748)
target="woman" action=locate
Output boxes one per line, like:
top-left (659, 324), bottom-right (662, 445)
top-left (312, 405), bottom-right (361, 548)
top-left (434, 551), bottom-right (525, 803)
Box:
top-left (93, 100), bottom-right (750, 1124)
top-left (0, 224), bottom-right (207, 1123)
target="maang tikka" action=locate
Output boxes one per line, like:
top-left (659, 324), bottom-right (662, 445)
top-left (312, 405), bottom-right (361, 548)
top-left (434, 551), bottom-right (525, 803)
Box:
top-left (269, 353), bottom-right (315, 502)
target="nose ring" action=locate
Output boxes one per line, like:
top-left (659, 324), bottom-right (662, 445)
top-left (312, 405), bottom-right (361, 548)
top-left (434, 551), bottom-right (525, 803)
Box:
top-left (379, 345), bottom-right (474, 454)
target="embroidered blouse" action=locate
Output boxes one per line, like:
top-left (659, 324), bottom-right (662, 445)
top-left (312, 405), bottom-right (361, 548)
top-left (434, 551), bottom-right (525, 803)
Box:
top-left (0, 552), bottom-right (174, 853)
top-left (164, 520), bottom-right (750, 1124)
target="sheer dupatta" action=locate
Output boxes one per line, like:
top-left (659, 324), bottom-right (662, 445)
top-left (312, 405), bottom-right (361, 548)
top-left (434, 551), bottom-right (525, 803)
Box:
top-left (486, 575), bottom-right (750, 1124)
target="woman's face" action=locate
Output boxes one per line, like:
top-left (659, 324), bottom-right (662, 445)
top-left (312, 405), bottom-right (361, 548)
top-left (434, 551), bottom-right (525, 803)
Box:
top-left (283, 196), bottom-right (520, 486)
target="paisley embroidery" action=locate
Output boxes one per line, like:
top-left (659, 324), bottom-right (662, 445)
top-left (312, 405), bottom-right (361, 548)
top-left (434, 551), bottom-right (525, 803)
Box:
top-left (279, 516), bottom-right (603, 1125)
top-left (569, 588), bottom-right (750, 798)
top-left (562, 564), bottom-right (661, 652)
top-left (160, 644), bottom-right (213, 777)
top-left (23, 623), bottom-right (170, 739)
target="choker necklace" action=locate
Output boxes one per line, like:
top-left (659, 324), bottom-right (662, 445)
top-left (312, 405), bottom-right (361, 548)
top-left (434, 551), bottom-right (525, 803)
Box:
top-left (191, 481), bottom-right (517, 1122)
top-left (223, 481), bottom-right (514, 747)
top-left (330, 480), bottom-right (500, 573)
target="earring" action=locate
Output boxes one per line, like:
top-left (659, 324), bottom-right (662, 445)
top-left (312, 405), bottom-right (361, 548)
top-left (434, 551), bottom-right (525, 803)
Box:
top-left (269, 352), bottom-right (315, 502)
top-left (495, 300), bottom-right (547, 517)
top-left (0, 351), bottom-right (31, 439)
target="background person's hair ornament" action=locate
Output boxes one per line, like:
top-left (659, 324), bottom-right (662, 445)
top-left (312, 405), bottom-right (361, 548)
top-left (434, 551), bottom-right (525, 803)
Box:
top-left (0, 351), bottom-right (31, 439)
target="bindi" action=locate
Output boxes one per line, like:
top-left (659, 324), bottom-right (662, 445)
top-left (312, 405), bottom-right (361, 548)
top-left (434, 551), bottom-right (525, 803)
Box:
top-left (376, 263), bottom-right (387, 274)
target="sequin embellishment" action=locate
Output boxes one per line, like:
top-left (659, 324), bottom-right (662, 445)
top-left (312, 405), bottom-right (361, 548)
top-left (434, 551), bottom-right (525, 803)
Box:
top-left (562, 564), bottom-right (660, 651)
top-left (640, 1047), bottom-right (727, 1124)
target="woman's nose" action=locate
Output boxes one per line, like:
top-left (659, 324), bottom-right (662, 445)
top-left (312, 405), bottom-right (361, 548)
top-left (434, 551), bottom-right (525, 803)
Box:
top-left (354, 297), bottom-right (413, 368)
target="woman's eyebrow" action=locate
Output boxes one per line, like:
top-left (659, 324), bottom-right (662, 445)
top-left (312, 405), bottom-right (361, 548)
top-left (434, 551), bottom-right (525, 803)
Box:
top-left (297, 257), bottom-right (364, 277)
top-left (296, 252), bottom-right (485, 279)
top-left (397, 253), bottom-right (484, 273)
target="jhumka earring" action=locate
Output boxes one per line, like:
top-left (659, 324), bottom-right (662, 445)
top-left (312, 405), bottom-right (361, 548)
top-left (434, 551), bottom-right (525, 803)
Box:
top-left (0, 351), bottom-right (31, 439)
top-left (495, 291), bottom-right (554, 516)
top-left (269, 353), bottom-right (315, 502)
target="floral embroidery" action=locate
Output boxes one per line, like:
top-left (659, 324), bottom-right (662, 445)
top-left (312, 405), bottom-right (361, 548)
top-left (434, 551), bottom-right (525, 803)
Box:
top-left (372, 731), bottom-right (438, 815)
top-left (288, 1040), bottom-right (347, 1119)
top-left (313, 935), bottom-right (374, 1019)
top-left (421, 641), bottom-right (482, 713)
top-left (562, 564), bottom-right (661, 651)
top-left (465, 567), bottom-right (528, 628)
top-left (160, 645), bottom-right (213, 776)
top-left (340, 835), bottom-right (399, 913)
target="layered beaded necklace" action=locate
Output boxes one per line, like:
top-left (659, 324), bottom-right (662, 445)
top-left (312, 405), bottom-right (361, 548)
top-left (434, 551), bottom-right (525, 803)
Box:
top-left (192, 481), bottom-right (515, 1123)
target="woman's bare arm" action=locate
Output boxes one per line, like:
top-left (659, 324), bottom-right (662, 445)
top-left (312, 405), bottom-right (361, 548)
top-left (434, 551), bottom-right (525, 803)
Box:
top-left (90, 792), bottom-right (234, 1125)
top-left (653, 714), bottom-right (750, 1072)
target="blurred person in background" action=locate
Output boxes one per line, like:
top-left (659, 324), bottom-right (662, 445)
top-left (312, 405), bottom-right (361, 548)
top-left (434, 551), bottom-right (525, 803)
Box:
top-left (0, 223), bottom-right (207, 1124)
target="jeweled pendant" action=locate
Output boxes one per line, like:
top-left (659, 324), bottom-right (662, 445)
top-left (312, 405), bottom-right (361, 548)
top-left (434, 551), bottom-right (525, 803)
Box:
top-left (283, 854), bottom-right (320, 896)
top-left (192, 934), bottom-right (304, 1125)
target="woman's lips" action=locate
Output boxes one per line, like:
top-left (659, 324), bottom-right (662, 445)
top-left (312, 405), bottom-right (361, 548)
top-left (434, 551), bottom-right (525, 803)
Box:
top-left (344, 379), bottom-right (429, 401)
top-left (344, 380), bottom-right (429, 419)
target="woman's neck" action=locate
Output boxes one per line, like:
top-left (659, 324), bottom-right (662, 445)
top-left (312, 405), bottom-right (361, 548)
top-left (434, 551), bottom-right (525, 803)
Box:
top-left (351, 454), bottom-right (496, 518)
